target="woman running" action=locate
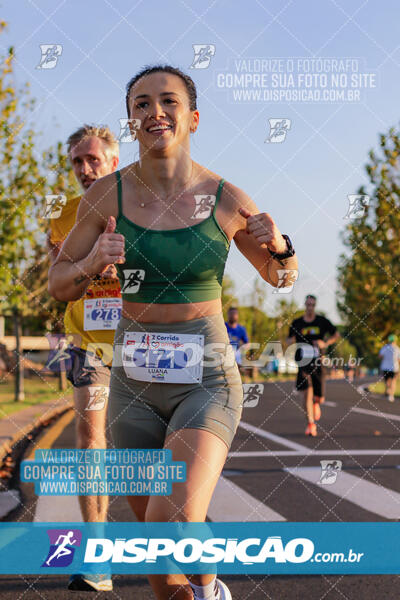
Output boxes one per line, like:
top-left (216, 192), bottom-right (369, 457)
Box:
top-left (49, 65), bottom-right (298, 600)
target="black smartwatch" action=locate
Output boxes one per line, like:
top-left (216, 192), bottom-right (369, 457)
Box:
top-left (267, 234), bottom-right (295, 265)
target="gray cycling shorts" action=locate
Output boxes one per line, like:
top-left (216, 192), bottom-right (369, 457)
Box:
top-left (108, 313), bottom-right (243, 450)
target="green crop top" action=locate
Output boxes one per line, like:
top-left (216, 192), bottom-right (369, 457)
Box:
top-left (114, 171), bottom-right (231, 304)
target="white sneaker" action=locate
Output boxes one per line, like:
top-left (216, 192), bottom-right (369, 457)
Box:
top-left (388, 395), bottom-right (395, 403)
top-left (216, 578), bottom-right (232, 600)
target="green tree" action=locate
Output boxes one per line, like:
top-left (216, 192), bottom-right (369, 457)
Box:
top-left (274, 297), bottom-right (301, 347)
top-left (237, 278), bottom-right (275, 362)
top-left (337, 125), bottom-right (400, 367)
top-left (329, 331), bottom-right (357, 366)
top-left (221, 274), bottom-right (238, 319)
top-left (0, 27), bottom-right (77, 399)
top-left (22, 142), bottom-right (78, 335)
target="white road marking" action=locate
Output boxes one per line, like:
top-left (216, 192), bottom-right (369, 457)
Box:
top-left (229, 449), bottom-right (400, 457)
top-left (34, 495), bottom-right (82, 522)
top-left (239, 421), bottom-right (307, 452)
top-left (208, 476), bottom-right (285, 522)
top-left (351, 406), bottom-right (400, 422)
top-left (285, 466), bottom-right (400, 519)
top-left (323, 401), bottom-right (337, 407)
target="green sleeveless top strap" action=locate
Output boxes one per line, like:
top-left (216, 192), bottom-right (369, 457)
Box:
top-left (116, 169), bottom-right (123, 217)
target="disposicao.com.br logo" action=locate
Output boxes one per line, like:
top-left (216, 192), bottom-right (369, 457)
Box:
top-left (0, 522), bottom-right (382, 575)
top-left (82, 535), bottom-right (362, 566)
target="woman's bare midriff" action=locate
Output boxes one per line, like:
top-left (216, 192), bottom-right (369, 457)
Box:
top-left (122, 297), bottom-right (222, 323)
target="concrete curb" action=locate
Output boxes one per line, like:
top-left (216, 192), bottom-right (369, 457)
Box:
top-left (0, 402), bottom-right (74, 464)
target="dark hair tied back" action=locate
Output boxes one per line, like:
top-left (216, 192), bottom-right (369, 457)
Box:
top-left (125, 64), bottom-right (197, 117)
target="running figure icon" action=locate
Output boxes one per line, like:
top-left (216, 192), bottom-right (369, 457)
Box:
top-left (122, 269), bottom-right (145, 293)
top-left (190, 44), bottom-right (216, 69)
top-left (36, 44), bottom-right (62, 69)
top-left (46, 531), bottom-right (77, 566)
top-left (318, 460), bottom-right (342, 485)
top-left (191, 195), bottom-right (216, 219)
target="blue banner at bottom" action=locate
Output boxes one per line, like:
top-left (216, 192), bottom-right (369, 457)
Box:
top-left (0, 522), bottom-right (398, 574)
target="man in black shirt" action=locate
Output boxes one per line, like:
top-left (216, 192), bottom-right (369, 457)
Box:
top-left (287, 295), bottom-right (340, 437)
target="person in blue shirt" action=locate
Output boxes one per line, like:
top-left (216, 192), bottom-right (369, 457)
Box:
top-left (225, 306), bottom-right (249, 367)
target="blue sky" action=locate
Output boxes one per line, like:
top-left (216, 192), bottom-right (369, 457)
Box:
top-left (2, 0), bottom-right (400, 322)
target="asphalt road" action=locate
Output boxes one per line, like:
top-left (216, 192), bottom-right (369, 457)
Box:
top-left (2, 376), bottom-right (400, 599)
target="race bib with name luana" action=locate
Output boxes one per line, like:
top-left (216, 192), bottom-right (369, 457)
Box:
top-left (122, 331), bottom-right (204, 383)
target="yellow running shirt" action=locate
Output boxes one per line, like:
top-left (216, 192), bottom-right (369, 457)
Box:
top-left (49, 195), bottom-right (121, 352)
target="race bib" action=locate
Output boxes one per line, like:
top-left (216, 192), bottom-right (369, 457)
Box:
top-left (122, 331), bottom-right (204, 383)
top-left (235, 348), bottom-right (243, 365)
top-left (302, 344), bottom-right (320, 359)
top-left (83, 298), bottom-right (122, 331)
top-left (295, 344), bottom-right (320, 364)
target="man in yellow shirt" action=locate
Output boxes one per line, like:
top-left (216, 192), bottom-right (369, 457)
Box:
top-left (47, 124), bottom-right (119, 592)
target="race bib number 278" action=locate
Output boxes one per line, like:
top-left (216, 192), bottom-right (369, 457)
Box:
top-left (83, 298), bottom-right (122, 331)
